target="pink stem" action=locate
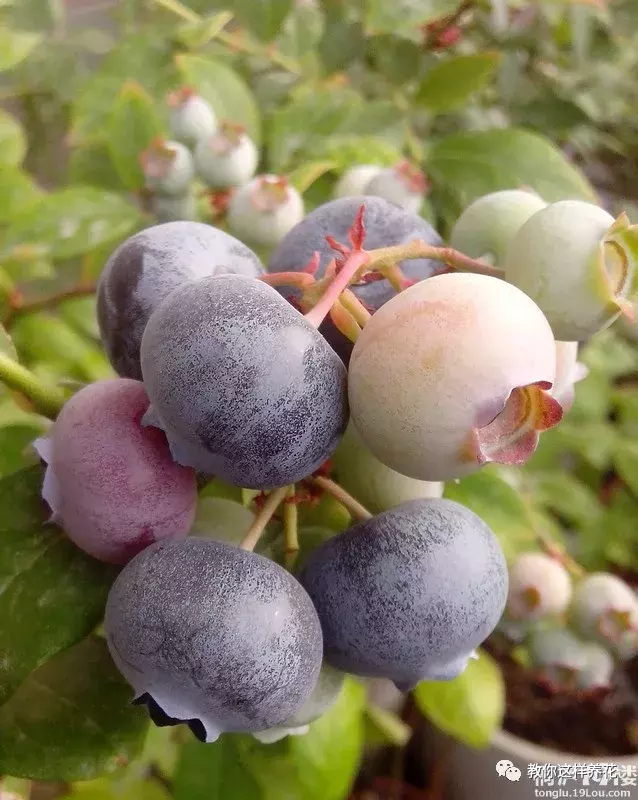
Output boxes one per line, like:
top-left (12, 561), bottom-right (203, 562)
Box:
top-left (305, 251), bottom-right (369, 329)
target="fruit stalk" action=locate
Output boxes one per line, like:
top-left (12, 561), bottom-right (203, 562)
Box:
top-left (368, 240), bottom-right (504, 278)
top-left (0, 351), bottom-right (66, 419)
top-left (340, 289), bottom-right (372, 326)
top-left (311, 475), bottom-right (373, 521)
top-left (284, 485), bottom-right (299, 569)
top-left (240, 486), bottom-right (290, 551)
top-left (305, 251), bottom-right (370, 328)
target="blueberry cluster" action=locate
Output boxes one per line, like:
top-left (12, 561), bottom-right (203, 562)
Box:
top-left (144, 89), bottom-right (304, 249)
top-left (502, 554), bottom-right (638, 691)
top-left (32, 156), bottom-right (637, 744)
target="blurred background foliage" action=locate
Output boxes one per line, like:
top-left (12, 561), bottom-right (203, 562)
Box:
top-left (0, 0), bottom-right (636, 797)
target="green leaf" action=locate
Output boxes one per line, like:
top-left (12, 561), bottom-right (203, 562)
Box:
top-left (0, 424), bottom-right (47, 478)
top-left (173, 678), bottom-right (365, 800)
top-left (428, 128), bottom-right (597, 213)
top-left (443, 467), bottom-right (537, 560)
top-left (367, 35), bottom-right (423, 85)
top-left (226, 0), bottom-right (294, 42)
top-left (0, 26), bottom-right (41, 72)
top-left (316, 135), bottom-right (403, 170)
top-left (277, 0), bottom-right (325, 61)
top-left (12, 313), bottom-right (113, 383)
top-left (0, 167), bottom-right (42, 224)
top-left (268, 89), bottom-right (402, 171)
top-left (364, 0), bottom-right (462, 37)
top-left (0, 466), bottom-right (118, 706)
top-left (413, 649), bottom-right (505, 749)
top-left (286, 677), bottom-right (366, 800)
top-left (177, 11), bottom-right (235, 50)
top-left (107, 81), bottom-right (164, 191)
top-left (1, 188), bottom-right (144, 261)
top-left (173, 737), bottom-right (263, 800)
top-left (69, 141), bottom-right (128, 192)
top-left (0, 109), bottom-right (27, 167)
top-left (175, 54), bottom-right (261, 145)
top-left (614, 439), bottom-right (638, 496)
top-left (0, 635), bottom-right (148, 781)
top-left (416, 54), bottom-right (501, 113)
top-left (533, 471), bottom-right (602, 529)
top-left (71, 35), bottom-right (176, 143)
top-left (287, 160), bottom-right (336, 193)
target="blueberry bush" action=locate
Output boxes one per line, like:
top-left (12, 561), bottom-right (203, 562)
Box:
top-left (1, 0), bottom-right (637, 798)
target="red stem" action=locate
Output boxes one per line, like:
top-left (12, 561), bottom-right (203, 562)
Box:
top-left (304, 251), bottom-right (369, 329)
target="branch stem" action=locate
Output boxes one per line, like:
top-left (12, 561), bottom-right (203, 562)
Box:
top-left (311, 476), bottom-right (372, 522)
top-left (240, 486), bottom-right (289, 552)
top-left (4, 283), bottom-right (97, 327)
top-left (0, 352), bottom-right (65, 419)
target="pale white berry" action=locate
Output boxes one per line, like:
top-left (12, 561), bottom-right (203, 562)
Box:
top-left (348, 272), bottom-right (562, 481)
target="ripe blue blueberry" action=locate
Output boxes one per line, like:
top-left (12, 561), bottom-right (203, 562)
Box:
top-left (105, 538), bottom-right (323, 742)
top-left (140, 274), bottom-right (349, 487)
top-left (97, 221), bottom-right (263, 380)
top-left (299, 498), bottom-right (508, 690)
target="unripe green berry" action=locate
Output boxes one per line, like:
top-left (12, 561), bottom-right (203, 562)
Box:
top-left (507, 552), bottom-right (572, 621)
top-left (189, 497), bottom-right (255, 546)
top-left (194, 121), bottom-right (258, 189)
top-left (333, 165), bottom-right (383, 199)
top-left (504, 201), bottom-right (638, 341)
top-left (365, 160), bottom-right (428, 215)
top-left (151, 191), bottom-right (197, 223)
top-left (332, 422), bottom-right (443, 514)
top-left (252, 663), bottom-right (345, 744)
top-left (168, 87), bottom-right (217, 147)
top-left (450, 189), bottom-right (547, 268)
top-left (571, 572), bottom-right (638, 659)
top-left (227, 175), bottom-right (304, 249)
top-left (141, 139), bottom-right (195, 196)
top-left (578, 641), bottom-right (614, 691)
top-left (528, 628), bottom-right (586, 686)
